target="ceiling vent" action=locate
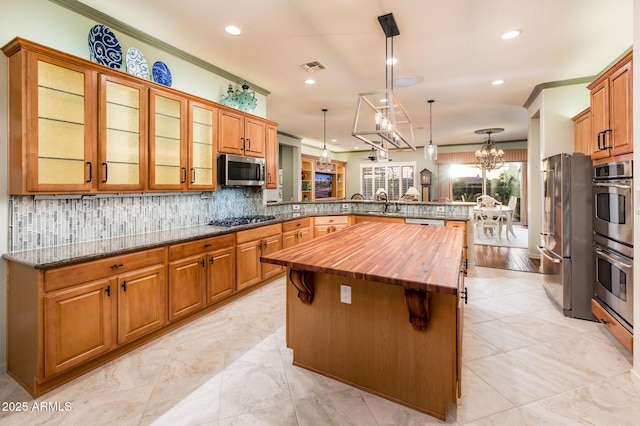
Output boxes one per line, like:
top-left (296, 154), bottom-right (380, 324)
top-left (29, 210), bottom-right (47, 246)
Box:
top-left (299, 60), bottom-right (326, 73)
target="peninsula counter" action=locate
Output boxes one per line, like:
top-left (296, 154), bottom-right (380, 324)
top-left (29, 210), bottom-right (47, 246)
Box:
top-left (260, 221), bottom-right (466, 420)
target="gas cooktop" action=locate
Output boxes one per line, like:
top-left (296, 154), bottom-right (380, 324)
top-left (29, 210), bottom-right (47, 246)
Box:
top-left (209, 215), bottom-right (276, 227)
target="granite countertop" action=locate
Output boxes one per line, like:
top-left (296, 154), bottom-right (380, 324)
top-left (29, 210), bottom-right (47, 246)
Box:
top-left (2, 211), bottom-right (469, 270)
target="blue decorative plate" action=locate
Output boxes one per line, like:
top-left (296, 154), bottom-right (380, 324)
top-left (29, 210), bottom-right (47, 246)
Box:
top-left (152, 61), bottom-right (172, 87)
top-left (88, 25), bottom-right (122, 69)
top-left (126, 47), bottom-right (150, 80)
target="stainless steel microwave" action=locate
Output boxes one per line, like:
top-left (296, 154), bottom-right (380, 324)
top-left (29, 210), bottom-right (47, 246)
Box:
top-left (217, 154), bottom-right (265, 186)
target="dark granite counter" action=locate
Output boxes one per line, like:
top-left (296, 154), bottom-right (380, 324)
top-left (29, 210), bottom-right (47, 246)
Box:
top-left (2, 211), bottom-right (470, 269)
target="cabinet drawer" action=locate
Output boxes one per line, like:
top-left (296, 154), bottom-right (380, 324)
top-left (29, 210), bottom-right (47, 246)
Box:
top-left (236, 223), bottom-right (282, 244)
top-left (282, 217), bottom-right (311, 232)
top-left (168, 233), bottom-right (235, 261)
top-left (314, 215), bottom-right (350, 226)
top-left (44, 248), bottom-right (165, 292)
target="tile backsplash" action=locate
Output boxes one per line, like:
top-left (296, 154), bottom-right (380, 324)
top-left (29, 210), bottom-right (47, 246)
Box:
top-left (9, 188), bottom-right (265, 252)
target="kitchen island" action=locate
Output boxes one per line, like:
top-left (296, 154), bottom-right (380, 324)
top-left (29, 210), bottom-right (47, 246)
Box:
top-left (261, 221), bottom-right (466, 420)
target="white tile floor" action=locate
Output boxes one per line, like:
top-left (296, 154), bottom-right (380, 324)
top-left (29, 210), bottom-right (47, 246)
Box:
top-left (1, 266), bottom-right (639, 425)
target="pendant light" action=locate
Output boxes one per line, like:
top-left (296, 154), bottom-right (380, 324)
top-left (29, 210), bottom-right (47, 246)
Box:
top-left (319, 108), bottom-right (331, 165)
top-left (352, 13), bottom-right (416, 154)
top-left (424, 99), bottom-right (437, 160)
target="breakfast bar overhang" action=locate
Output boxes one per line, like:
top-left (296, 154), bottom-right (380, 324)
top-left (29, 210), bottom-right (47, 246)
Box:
top-left (261, 221), bottom-right (466, 420)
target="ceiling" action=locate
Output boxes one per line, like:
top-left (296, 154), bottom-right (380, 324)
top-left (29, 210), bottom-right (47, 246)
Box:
top-left (77, 0), bottom-right (633, 153)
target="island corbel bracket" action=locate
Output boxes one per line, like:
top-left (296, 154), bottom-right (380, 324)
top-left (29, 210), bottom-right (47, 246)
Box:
top-left (404, 289), bottom-right (430, 330)
top-left (289, 269), bottom-right (315, 304)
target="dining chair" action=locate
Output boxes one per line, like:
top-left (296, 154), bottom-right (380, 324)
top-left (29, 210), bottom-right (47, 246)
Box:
top-left (500, 196), bottom-right (517, 239)
top-left (478, 203), bottom-right (503, 240)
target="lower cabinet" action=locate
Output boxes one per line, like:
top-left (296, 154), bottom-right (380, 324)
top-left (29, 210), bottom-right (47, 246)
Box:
top-left (313, 215), bottom-right (351, 238)
top-left (282, 217), bottom-right (312, 248)
top-left (168, 233), bottom-right (236, 321)
top-left (445, 220), bottom-right (468, 272)
top-left (236, 223), bottom-right (283, 290)
top-left (40, 248), bottom-right (166, 379)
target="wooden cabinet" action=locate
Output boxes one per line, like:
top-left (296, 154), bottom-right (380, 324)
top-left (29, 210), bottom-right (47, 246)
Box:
top-left (168, 233), bottom-right (235, 321)
top-left (446, 220), bottom-right (468, 273)
top-left (116, 264), bottom-right (166, 344)
top-left (3, 37), bottom-right (277, 195)
top-left (44, 278), bottom-right (113, 377)
top-left (300, 155), bottom-right (347, 202)
top-left (354, 215), bottom-right (404, 224)
top-left (283, 218), bottom-right (312, 248)
top-left (313, 216), bottom-right (351, 238)
top-left (149, 89), bottom-right (188, 190)
top-left (188, 100), bottom-right (218, 190)
top-left (335, 160), bottom-right (346, 200)
top-left (38, 248), bottom-right (166, 379)
top-left (236, 223), bottom-right (283, 290)
top-left (265, 124), bottom-right (278, 189)
top-left (218, 109), bottom-right (267, 158)
top-left (98, 73), bottom-right (148, 191)
top-left (4, 41), bottom-right (97, 194)
top-left (588, 51), bottom-right (633, 162)
top-left (301, 155), bottom-right (315, 201)
top-left (591, 298), bottom-right (632, 353)
top-left (572, 108), bottom-right (591, 156)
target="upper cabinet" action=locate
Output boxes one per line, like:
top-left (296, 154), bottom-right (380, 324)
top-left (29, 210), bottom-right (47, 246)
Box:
top-left (188, 100), bottom-right (218, 190)
top-left (148, 89), bottom-right (188, 190)
top-left (2, 37), bottom-right (276, 195)
top-left (98, 73), bottom-right (148, 191)
top-left (588, 51), bottom-right (632, 163)
top-left (265, 124), bottom-right (278, 189)
top-left (218, 110), bottom-right (267, 158)
top-left (6, 46), bottom-right (97, 194)
top-left (572, 108), bottom-right (591, 156)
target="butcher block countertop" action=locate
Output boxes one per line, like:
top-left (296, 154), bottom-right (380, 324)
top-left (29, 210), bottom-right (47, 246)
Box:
top-left (261, 221), bottom-right (464, 295)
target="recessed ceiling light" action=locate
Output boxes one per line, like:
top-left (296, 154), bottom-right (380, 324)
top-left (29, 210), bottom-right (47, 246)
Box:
top-left (354, 146), bottom-right (360, 150)
top-left (331, 139), bottom-right (337, 142)
top-left (379, 98), bottom-right (387, 103)
top-left (492, 79), bottom-right (505, 86)
top-left (385, 58), bottom-right (398, 65)
top-left (501, 30), bottom-right (522, 40)
top-left (225, 25), bottom-right (242, 35)
top-left (304, 79), bottom-right (316, 85)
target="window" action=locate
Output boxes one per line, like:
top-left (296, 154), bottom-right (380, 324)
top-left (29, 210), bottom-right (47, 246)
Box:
top-left (449, 162), bottom-right (523, 222)
top-left (360, 161), bottom-right (416, 200)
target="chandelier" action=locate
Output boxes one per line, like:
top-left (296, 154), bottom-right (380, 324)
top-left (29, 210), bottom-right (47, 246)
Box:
top-left (474, 128), bottom-right (505, 170)
top-left (352, 13), bottom-right (415, 154)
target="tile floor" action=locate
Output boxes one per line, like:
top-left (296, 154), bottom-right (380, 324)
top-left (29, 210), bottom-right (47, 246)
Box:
top-left (1, 266), bottom-right (639, 425)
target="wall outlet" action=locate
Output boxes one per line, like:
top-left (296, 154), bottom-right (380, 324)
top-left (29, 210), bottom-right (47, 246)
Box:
top-left (292, 204), bottom-right (300, 210)
top-left (340, 285), bottom-right (352, 304)
top-left (436, 206), bottom-right (445, 212)
top-left (342, 203), bottom-right (349, 210)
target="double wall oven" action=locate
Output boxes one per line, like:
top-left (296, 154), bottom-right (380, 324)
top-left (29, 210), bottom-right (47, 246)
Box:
top-left (592, 160), bottom-right (633, 332)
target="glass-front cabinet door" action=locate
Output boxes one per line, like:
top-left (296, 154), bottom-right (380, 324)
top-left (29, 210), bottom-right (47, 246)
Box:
top-left (27, 54), bottom-right (95, 192)
top-left (149, 89), bottom-right (187, 190)
top-left (188, 101), bottom-right (217, 190)
top-left (98, 74), bottom-right (148, 191)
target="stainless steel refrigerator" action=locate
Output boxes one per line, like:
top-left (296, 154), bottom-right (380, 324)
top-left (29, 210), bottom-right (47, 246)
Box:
top-left (538, 152), bottom-right (595, 320)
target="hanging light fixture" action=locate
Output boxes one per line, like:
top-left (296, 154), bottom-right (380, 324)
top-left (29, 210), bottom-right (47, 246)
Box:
top-left (319, 108), bottom-right (331, 165)
top-left (474, 128), bottom-right (505, 170)
top-left (424, 99), bottom-right (437, 160)
top-left (352, 13), bottom-right (415, 154)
